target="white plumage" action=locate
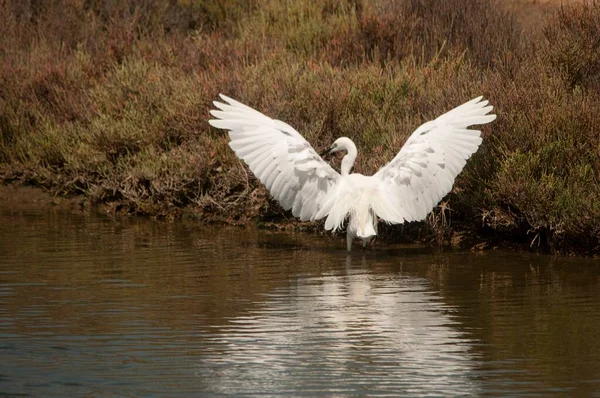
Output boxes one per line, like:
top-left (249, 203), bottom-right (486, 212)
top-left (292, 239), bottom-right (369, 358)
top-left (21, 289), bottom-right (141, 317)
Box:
top-left (209, 94), bottom-right (496, 251)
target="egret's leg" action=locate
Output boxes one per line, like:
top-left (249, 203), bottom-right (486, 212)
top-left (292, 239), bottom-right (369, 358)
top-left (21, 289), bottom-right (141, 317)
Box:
top-left (361, 237), bottom-right (372, 251)
top-left (346, 232), bottom-right (353, 252)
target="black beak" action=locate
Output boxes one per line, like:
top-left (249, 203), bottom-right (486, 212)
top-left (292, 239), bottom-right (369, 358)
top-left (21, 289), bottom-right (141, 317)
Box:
top-left (319, 146), bottom-right (332, 157)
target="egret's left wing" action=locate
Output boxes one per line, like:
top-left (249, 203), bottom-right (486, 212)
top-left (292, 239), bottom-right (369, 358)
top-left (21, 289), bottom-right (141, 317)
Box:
top-left (209, 94), bottom-right (340, 221)
top-left (372, 97), bottom-right (496, 224)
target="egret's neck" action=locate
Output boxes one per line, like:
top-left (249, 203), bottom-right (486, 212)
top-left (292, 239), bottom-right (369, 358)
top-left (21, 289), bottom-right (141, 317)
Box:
top-left (341, 140), bottom-right (357, 177)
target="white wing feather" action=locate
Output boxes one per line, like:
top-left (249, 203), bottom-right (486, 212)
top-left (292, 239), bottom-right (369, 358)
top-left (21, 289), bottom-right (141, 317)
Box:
top-left (208, 94), bottom-right (340, 221)
top-left (372, 96), bottom-right (496, 224)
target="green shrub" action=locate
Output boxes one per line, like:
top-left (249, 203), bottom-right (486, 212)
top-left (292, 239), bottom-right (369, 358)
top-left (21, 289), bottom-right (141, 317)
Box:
top-left (1, 0), bottom-right (599, 254)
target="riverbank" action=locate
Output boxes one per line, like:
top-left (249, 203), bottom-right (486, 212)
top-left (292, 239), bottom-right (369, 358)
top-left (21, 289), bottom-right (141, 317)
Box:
top-left (1, 0), bottom-right (599, 255)
top-left (0, 183), bottom-right (579, 256)
top-left (0, 184), bottom-right (84, 213)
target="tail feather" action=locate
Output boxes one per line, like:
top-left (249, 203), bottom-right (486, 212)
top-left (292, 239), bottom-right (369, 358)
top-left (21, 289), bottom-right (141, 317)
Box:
top-left (323, 183), bottom-right (378, 238)
top-left (351, 207), bottom-right (377, 239)
top-left (357, 217), bottom-right (377, 238)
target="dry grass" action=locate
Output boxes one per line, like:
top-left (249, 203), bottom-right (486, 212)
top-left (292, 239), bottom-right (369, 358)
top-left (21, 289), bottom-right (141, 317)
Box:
top-left (1, 0), bottom-right (599, 254)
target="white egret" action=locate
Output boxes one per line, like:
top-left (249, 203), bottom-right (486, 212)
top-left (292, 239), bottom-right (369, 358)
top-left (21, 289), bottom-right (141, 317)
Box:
top-left (209, 94), bottom-right (496, 251)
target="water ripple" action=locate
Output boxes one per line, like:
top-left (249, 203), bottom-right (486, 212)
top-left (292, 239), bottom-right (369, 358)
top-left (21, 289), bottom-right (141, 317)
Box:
top-left (1, 211), bottom-right (600, 396)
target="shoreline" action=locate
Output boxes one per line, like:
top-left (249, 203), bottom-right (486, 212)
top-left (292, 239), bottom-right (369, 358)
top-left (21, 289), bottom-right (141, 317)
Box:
top-left (0, 184), bottom-right (86, 214)
top-left (1, 183), bottom-right (590, 257)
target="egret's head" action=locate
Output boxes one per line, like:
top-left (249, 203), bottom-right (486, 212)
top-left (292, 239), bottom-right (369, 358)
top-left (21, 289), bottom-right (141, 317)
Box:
top-left (320, 137), bottom-right (353, 156)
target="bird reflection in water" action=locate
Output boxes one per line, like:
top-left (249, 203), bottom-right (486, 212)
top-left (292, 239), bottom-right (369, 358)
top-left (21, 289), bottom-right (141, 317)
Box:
top-left (196, 253), bottom-right (478, 396)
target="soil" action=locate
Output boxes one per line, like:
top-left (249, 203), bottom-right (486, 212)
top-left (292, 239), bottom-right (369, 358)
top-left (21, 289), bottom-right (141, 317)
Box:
top-left (0, 184), bottom-right (86, 213)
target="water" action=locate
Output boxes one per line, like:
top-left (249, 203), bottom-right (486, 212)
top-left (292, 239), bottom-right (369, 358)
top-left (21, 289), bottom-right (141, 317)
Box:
top-left (1, 209), bottom-right (599, 396)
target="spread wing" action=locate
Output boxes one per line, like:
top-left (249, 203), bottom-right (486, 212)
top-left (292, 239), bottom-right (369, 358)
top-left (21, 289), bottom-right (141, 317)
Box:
top-left (208, 94), bottom-right (340, 221)
top-left (372, 96), bottom-right (496, 224)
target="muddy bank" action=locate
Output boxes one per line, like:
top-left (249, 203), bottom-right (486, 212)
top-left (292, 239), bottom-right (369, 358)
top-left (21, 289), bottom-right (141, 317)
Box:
top-left (0, 184), bottom-right (580, 257)
top-left (0, 184), bottom-right (86, 214)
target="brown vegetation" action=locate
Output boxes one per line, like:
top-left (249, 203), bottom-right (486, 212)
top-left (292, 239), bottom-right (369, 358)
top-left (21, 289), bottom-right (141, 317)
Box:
top-left (1, 0), bottom-right (599, 254)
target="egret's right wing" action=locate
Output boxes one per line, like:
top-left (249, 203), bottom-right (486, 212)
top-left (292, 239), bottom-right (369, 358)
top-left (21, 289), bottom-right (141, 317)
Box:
top-left (209, 94), bottom-right (340, 221)
top-left (372, 96), bottom-right (496, 224)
